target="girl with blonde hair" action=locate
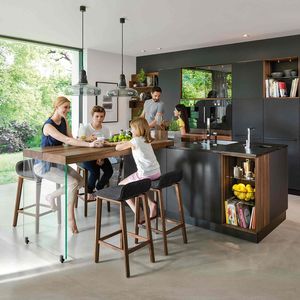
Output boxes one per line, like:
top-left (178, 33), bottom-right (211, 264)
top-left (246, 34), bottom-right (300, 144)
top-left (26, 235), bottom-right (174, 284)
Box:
top-left (34, 96), bottom-right (101, 233)
top-left (115, 117), bottom-right (160, 217)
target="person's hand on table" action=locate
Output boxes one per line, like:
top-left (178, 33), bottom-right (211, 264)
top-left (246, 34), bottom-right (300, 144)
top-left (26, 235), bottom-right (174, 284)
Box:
top-left (85, 135), bottom-right (96, 142)
top-left (89, 140), bottom-right (103, 148)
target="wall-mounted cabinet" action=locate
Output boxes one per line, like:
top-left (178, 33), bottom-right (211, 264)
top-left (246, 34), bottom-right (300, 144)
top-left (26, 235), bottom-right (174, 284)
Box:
top-left (263, 57), bottom-right (299, 99)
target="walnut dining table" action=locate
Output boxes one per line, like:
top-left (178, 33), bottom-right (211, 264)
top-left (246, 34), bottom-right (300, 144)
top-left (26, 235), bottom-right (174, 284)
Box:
top-left (23, 139), bottom-right (173, 262)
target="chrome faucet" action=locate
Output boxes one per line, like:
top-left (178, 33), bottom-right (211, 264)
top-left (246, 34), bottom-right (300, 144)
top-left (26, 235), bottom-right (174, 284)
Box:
top-left (206, 117), bottom-right (211, 141)
top-left (245, 127), bottom-right (254, 151)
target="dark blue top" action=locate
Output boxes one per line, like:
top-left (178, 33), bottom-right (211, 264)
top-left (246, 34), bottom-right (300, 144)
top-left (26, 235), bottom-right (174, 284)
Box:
top-left (35, 118), bottom-right (67, 174)
top-left (41, 118), bottom-right (67, 147)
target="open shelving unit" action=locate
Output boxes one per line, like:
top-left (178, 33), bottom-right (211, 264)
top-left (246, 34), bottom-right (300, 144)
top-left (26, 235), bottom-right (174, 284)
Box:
top-left (263, 57), bottom-right (300, 99)
top-left (221, 148), bottom-right (288, 242)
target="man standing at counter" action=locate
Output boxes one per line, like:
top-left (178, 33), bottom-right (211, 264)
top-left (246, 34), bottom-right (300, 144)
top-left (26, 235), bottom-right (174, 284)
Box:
top-left (140, 86), bottom-right (164, 128)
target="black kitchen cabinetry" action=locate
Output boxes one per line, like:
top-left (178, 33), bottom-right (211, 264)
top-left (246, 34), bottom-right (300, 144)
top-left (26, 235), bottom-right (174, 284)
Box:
top-left (232, 61), bottom-right (264, 142)
top-left (263, 99), bottom-right (300, 190)
top-left (164, 148), bottom-right (221, 224)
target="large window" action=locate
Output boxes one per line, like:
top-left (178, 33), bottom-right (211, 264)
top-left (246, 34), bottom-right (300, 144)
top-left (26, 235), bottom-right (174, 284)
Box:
top-left (0, 38), bottom-right (79, 185)
top-left (181, 65), bottom-right (232, 99)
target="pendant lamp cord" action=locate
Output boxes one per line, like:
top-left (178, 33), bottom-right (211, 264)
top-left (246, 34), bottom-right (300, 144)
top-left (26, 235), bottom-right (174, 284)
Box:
top-left (81, 8), bottom-right (84, 50)
top-left (121, 20), bottom-right (124, 75)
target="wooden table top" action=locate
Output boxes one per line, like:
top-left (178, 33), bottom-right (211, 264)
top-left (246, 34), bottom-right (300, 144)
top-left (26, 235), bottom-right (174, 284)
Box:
top-left (23, 139), bottom-right (174, 165)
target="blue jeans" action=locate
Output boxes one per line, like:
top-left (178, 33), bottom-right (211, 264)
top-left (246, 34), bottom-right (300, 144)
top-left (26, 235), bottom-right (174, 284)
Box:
top-left (82, 158), bottom-right (113, 193)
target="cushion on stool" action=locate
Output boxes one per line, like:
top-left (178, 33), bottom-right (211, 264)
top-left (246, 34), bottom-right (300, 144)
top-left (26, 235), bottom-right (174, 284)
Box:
top-left (94, 178), bottom-right (151, 201)
top-left (151, 170), bottom-right (183, 190)
top-left (15, 160), bottom-right (36, 180)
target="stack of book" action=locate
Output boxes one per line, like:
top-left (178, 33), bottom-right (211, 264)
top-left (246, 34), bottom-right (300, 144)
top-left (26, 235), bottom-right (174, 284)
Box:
top-left (224, 199), bottom-right (255, 230)
top-left (265, 78), bottom-right (298, 98)
top-left (290, 78), bottom-right (299, 97)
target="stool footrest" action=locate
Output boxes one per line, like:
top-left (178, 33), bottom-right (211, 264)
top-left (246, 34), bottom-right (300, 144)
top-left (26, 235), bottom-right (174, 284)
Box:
top-left (100, 229), bottom-right (122, 241)
top-left (128, 241), bottom-right (150, 254)
top-left (99, 240), bottom-right (123, 253)
top-left (127, 231), bottom-right (148, 241)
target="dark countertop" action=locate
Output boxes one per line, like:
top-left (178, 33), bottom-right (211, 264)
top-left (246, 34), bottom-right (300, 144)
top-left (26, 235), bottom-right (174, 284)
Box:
top-left (169, 141), bottom-right (287, 158)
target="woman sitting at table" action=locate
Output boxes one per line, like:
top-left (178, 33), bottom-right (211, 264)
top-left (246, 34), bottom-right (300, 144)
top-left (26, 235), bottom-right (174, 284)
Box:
top-left (173, 104), bottom-right (190, 135)
top-left (33, 96), bottom-right (101, 234)
top-left (80, 106), bottom-right (113, 200)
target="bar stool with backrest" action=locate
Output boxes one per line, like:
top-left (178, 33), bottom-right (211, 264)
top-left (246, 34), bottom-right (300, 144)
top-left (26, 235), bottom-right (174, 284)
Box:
top-left (75, 165), bottom-right (110, 217)
top-left (94, 178), bottom-right (155, 278)
top-left (13, 159), bottom-right (61, 234)
top-left (136, 170), bottom-right (187, 255)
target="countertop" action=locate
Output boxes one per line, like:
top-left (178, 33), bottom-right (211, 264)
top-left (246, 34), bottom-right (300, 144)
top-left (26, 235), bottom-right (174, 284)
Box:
top-left (169, 141), bottom-right (287, 158)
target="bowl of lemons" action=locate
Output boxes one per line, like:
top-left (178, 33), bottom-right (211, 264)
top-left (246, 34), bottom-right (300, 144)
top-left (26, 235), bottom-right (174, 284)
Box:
top-left (232, 183), bottom-right (255, 201)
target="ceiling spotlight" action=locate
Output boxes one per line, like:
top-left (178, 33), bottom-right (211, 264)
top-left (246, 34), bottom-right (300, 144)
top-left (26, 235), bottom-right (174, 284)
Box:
top-left (243, 34), bottom-right (250, 38)
top-left (157, 47), bottom-right (162, 50)
top-left (141, 49), bottom-right (146, 53)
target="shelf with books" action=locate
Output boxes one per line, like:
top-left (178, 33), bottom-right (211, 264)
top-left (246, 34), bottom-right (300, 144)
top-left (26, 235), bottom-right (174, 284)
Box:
top-left (222, 155), bottom-right (257, 233)
top-left (263, 57), bottom-right (299, 99)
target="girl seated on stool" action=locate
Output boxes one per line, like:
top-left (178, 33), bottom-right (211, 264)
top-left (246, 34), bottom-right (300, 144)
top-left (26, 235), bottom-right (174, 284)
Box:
top-left (115, 117), bottom-right (160, 218)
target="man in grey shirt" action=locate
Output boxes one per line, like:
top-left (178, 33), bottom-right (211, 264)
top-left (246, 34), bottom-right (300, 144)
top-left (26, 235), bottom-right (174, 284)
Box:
top-left (140, 86), bottom-right (164, 128)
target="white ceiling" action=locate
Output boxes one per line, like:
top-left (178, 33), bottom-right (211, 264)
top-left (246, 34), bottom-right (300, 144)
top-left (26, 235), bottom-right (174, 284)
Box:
top-left (1, 0), bottom-right (300, 57)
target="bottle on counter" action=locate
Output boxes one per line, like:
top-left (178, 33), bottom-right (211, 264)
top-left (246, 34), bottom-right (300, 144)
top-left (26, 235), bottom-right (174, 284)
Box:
top-left (78, 123), bottom-right (86, 140)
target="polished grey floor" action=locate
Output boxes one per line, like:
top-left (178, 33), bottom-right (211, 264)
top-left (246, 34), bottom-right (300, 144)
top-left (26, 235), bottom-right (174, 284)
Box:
top-left (0, 181), bottom-right (300, 300)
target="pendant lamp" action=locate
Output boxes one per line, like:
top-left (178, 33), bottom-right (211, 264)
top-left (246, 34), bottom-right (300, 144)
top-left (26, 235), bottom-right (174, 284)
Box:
top-left (107, 18), bottom-right (138, 98)
top-left (66, 5), bottom-right (101, 96)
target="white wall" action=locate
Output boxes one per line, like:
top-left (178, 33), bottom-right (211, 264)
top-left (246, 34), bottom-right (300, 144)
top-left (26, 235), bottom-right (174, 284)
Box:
top-left (84, 49), bottom-right (136, 134)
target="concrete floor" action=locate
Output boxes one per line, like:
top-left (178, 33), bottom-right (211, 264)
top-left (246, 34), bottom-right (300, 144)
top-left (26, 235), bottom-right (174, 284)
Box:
top-left (0, 181), bottom-right (300, 300)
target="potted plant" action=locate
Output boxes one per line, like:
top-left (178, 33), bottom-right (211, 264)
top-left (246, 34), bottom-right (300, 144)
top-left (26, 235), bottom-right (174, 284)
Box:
top-left (137, 68), bottom-right (146, 86)
top-left (164, 119), bottom-right (180, 139)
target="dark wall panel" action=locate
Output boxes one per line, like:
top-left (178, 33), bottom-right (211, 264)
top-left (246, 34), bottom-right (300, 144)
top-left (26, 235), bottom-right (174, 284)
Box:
top-left (159, 68), bottom-right (181, 121)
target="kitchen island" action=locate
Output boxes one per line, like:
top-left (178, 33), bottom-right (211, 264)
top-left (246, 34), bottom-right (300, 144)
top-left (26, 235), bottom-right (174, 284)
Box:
top-left (126, 140), bottom-right (288, 242)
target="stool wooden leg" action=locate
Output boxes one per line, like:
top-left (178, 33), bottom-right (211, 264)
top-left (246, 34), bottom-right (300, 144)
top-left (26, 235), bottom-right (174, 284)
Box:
top-left (175, 183), bottom-right (187, 244)
top-left (154, 191), bottom-right (159, 230)
top-left (158, 189), bottom-right (168, 255)
top-left (56, 183), bottom-right (62, 225)
top-left (134, 197), bottom-right (140, 244)
top-left (95, 198), bottom-right (103, 263)
top-left (142, 194), bottom-right (155, 263)
top-left (35, 180), bottom-right (42, 234)
top-left (13, 177), bottom-right (23, 227)
top-left (84, 169), bottom-right (88, 217)
top-left (106, 182), bottom-right (111, 213)
top-left (120, 202), bottom-right (130, 277)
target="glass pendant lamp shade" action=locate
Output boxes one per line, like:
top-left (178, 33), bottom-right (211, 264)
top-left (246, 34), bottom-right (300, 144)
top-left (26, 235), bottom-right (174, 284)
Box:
top-left (107, 18), bottom-right (138, 98)
top-left (66, 5), bottom-right (101, 96)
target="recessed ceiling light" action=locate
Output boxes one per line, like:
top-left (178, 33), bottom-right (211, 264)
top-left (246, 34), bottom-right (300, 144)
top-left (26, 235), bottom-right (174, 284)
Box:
top-left (141, 49), bottom-right (146, 53)
top-left (243, 34), bottom-right (250, 38)
top-left (157, 47), bottom-right (162, 50)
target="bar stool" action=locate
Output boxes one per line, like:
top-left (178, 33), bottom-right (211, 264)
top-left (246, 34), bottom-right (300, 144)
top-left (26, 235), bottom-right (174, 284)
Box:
top-left (94, 178), bottom-right (155, 278)
top-left (76, 165), bottom-right (110, 217)
top-left (137, 170), bottom-right (187, 255)
top-left (13, 160), bottom-right (61, 234)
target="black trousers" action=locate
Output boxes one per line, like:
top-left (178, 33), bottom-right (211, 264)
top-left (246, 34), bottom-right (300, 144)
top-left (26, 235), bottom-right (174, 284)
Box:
top-left (82, 158), bottom-right (113, 193)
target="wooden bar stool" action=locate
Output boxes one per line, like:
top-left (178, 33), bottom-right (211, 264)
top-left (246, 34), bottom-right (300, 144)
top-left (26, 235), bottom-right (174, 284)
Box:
top-left (136, 170), bottom-right (187, 255)
top-left (94, 178), bottom-right (155, 278)
top-left (13, 160), bottom-right (61, 234)
top-left (76, 165), bottom-right (110, 217)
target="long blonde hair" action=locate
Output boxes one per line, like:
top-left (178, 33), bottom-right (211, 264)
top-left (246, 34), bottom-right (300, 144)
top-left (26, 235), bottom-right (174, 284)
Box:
top-left (130, 117), bottom-right (153, 143)
top-left (51, 96), bottom-right (71, 116)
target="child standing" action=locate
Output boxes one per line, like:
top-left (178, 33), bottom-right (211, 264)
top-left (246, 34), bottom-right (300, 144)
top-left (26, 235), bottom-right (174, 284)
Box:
top-left (115, 117), bottom-right (160, 217)
top-left (173, 104), bottom-right (190, 135)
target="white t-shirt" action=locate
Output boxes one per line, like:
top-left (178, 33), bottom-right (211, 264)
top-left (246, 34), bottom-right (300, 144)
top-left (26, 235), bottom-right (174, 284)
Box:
top-left (131, 136), bottom-right (160, 176)
top-left (83, 123), bottom-right (110, 139)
